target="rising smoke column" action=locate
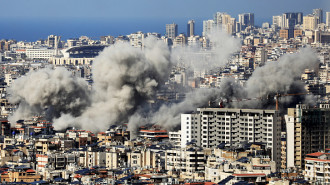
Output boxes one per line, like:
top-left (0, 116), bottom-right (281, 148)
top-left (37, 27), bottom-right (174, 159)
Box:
top-left (53, 37), bottom-right (172, 131)
top-left (245, 47), bottom-right (318, 98)
top-left (8, 67), bottom-right (91, 125)
top-left (146, 78), bottom-right (246, 130)
top-left (171, 29), bottom-right (241, 71)
top-left (148, 47), bottom-right (319, 130)
top-left (140, 30), bottom-right (242, 130)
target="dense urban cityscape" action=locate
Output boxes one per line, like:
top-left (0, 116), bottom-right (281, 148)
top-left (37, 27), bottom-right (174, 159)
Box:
top-left (0, 6), bottom-right (330, 185)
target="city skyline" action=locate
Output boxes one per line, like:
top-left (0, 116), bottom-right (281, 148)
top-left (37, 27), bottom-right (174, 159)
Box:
top-left (0, 0), bottom-right (329, 41)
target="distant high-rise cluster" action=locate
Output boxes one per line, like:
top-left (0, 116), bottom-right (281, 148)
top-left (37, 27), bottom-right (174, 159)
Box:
top-left (238, 13), bottom-right (254, 29)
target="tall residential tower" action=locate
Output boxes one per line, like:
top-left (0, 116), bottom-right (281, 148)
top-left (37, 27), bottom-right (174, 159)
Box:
top-left (187, 20), bottom-right (195, 37)
top-left (166, 23), bottom-right (178, 39)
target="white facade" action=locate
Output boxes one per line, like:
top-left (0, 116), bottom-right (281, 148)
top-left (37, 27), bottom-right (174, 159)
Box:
top-left (181, 108), bottom-right (281, 167)
top-left (272, 16), bottom-right (282, 27)
top-left (169, 131), bottom-right (181, 148)
top-left (203, 20), bottom-right (215, 36)
top-left (187, 36), bottom-right (201, 47)
top-left (326, 12), bottom-right (330, 28)
top-left (4, 74), bottom-right (15, 87)
top-left (305, 153), bottom-right (330, 184)
top-left (128, 31), bottom-right (146, 48)
top-left (165, 147), bottom-right (205, 173)
top-left (26, 48), bottom-right (55, 59)
top-left (303, 15), bottom-right (318, 31)
top-left (284, 115), bottom-right (295, 168)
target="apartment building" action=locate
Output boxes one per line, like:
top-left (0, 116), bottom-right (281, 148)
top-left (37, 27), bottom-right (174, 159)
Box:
top-left (26, 48), bottom-right (55, 59)
top-left (304, 151), bottom-right (330, 184)
top-left (165, 146), bottom-right (205, 174)
top-left (181, 108), bottom-right (281, 168)
top-left (169, 131), bottom-right (181, 148)
top-left (285, 104), bottom-right (330, 171)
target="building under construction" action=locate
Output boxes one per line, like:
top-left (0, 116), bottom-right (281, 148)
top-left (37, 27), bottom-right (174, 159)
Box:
top-left (285, 103), bottom-right (330, 171)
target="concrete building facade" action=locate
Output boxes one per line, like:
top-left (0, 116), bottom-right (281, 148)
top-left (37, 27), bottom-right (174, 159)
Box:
top-left (166, 23), bottom-right (178, 39)
top-left (181, 108), bottom-right (281, 168)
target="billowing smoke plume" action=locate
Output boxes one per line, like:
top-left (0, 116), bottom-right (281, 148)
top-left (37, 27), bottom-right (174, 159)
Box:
top-left (148, 47), bottom-right (319, 130)
top-left (53, 37), bottom-right (172, 131)
top-left (9, 32), bottom-right (318, 133)
top-left (245, 47), bottom-right (318, 98)
top-left (148, 78), bottom-right (245, 130)
top-left (171, 29), bottom-right (241, 70)
top-left (8, 67), bottom-right (91, 125)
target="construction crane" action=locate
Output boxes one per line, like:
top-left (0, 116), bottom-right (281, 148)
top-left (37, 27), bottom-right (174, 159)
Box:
top-left (274, 93), bottom-right (310, 111)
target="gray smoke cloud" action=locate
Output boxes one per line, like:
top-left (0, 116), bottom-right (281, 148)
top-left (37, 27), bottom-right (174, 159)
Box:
top-left (245, 47), bottom-right (318, 98)
top-left (171, 29), bottom-right (241, 71)
top-left (8, 67), bottom-right (91, 125)
top-left (151, 78), bottom-right (246, 130)
top-left (128, 30), bottom-right (242, 132)
top-left (148, 47), bottom-right (319, 130)
top-left (8, 34), bottom-right (318, 134)
top-left (53, 37), bottom-right (172, 131)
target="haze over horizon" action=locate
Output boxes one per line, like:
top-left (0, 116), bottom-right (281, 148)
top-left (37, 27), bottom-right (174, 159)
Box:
top-left (0, 0), bottom-right (328, 41)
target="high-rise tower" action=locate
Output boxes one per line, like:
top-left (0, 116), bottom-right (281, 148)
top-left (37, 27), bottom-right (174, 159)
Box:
top-left (238, 13), bottom-right (254, 29)
top-left (187, 20), bottom-right (195, 37)
top-left (327, 12), bottom-right (330, 28)
top-left (313, 8), bottom-right (323, 24)
top-left (166, 23), bottom-right (178, 39)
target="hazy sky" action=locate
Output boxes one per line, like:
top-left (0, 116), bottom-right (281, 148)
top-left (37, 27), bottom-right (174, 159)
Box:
top-left (1, 0), bottom-right (328, 20)
top-left (0, 0), bottom-right (329, 41)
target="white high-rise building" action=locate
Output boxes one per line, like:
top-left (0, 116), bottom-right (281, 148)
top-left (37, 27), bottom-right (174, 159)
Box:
top-left (213, 12), bottom-right (236, 34)
top-left (203, 19), bottom-right (215, 36)
top-left (128, 31), bottom-right (146, 48)
top-left (181, 107), bottom-right (281, 167)
top-left (303, 15), bottom-right (318, 31)
top-left (272, 15), bottom-right (282, 27)
top-left (326, 12), bottom-right (330, 28)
